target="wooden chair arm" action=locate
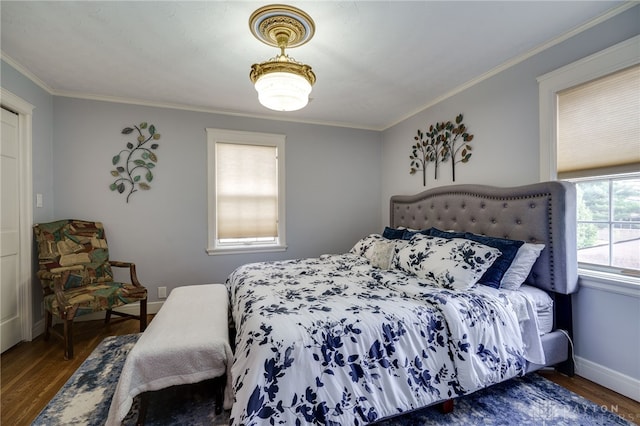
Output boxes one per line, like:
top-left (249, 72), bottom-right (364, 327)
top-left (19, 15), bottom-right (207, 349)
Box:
top-left (109, 260), bottom-right (144, 288)
top-left (51, 271), bottom-right (73, 317)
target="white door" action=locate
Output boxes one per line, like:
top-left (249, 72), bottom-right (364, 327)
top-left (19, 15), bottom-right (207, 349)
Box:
top-left (1, 107), bottom-right (23, 352)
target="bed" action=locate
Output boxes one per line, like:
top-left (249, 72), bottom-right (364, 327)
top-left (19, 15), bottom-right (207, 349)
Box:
top-left (226, 181), bottom-right (578, 425)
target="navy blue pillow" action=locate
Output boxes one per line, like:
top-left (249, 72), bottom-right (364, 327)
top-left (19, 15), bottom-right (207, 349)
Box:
top-left (429, 228), bottom-right (465, 239)
top-left (428, 228), bottom-right (524, 288)
top-left (382, 227), bottom-right (407, 240)
top-left (402, 228), bottom-right (433, 240)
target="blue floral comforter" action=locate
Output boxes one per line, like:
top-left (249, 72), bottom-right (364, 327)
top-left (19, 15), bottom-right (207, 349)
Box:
top-left (227, 254), bottom-right (532, 425)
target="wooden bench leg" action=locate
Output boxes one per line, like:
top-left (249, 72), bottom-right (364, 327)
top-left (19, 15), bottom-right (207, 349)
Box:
top-left (140, 298), bottom-right (148, 332)
top-left (212, 376), bottom-right (226, 414)
top-left (136, 393), bottom-right (149, 426)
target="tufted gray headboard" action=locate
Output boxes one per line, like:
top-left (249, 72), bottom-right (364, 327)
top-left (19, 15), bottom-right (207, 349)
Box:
top-left (390, 181), bottom-right (578, 295)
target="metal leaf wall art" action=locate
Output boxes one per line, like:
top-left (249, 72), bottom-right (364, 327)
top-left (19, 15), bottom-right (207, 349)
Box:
top-left (109, 122), bottom-right (161, 203)
top-left (410, 114), bottom-right (474, 185)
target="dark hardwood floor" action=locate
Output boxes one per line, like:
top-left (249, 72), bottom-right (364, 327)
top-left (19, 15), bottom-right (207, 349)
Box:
top-left (1, 317), bottom-right (146, 425)
top-left (536, 370), bottom-right (639, 425)
top-left (2, 317), bottom-right (639, 425)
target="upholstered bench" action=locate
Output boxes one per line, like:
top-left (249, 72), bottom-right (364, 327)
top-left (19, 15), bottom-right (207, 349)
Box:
top-left (106, 284), bottom-right (233, 425)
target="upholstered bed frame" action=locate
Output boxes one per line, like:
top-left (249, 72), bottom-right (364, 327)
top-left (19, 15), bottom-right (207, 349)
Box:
top-left (390, 181), bottom-right (578, 375)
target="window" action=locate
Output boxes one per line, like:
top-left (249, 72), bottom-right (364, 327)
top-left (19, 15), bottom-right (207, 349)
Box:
top-left (538, 35), bottom-right (640, 278)
top-left (206, 128), bottom-right (286, 255)
top-left (573, 175), bottom-right (640, 275)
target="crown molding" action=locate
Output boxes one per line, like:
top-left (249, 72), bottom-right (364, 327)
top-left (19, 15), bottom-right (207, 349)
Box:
top-left (52, 91), bottom-right (380, 131)
top-left (1, 51), bottom-right (54, 94)
top-left (2, 50), bottom-right (377, 130)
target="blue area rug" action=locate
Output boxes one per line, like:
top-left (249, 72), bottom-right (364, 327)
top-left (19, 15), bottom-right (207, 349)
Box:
top-left (33, 334), bottom-right (632, 425)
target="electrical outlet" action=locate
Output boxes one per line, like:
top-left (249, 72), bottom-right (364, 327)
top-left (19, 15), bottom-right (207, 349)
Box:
top-left (158, 287), bottom-right (167, 299)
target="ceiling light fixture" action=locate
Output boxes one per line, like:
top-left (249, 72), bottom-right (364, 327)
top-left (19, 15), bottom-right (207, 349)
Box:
top-left (249, 4), bottom-right (316, 112)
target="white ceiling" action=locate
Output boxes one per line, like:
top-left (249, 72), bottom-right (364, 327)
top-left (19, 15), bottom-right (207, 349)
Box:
top-left (0, 1), bottom-right (628, 130)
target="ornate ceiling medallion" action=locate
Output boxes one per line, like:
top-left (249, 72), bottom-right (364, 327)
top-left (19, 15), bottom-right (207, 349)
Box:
top-left (249, 4), bottom-right (316, 112)
top-left (249, 4), bottom-right (315, 48)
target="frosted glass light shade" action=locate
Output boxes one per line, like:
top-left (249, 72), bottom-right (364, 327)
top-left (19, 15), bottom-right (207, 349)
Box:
top-left (254, 72), bottom-right (312, 112)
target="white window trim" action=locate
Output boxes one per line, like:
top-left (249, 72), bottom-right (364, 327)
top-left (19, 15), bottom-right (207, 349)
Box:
top-left (537, 35), bottom-right (640, 181)
top-left (206, 128), bottom-right (287, 255)
top-left (537, 35), bottom-right (640, 287)
top-left (578, 268), bottom-right (640, 298)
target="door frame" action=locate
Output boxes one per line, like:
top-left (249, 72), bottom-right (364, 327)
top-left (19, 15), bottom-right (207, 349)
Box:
top-left (1, 88), bottom-right (34, 342)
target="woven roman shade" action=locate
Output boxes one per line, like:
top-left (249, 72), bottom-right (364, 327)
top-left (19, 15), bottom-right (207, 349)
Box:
top-left (215, 142), bottom-right (278, 239)
top-left (557, 64), bottom-right (640, 178)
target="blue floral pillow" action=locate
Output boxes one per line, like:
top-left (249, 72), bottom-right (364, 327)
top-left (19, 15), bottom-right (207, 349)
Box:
top-left (351, 234), bottom-right (408, 269)
top-left (350, 234), bottom-right (386, 257)
top-left (391, 234), bottom-right (502, 290)
top-left (428, 228), bottom-right (524, 289)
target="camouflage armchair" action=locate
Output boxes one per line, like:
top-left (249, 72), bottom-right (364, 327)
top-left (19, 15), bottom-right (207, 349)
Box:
top-left (33, 220), bottom-right (147, 359)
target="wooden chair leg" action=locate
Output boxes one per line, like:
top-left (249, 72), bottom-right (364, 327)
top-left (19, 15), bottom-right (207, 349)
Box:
top-left (105, 309), bottom-right (112, 325)
top-left (63, 319), bottom-right (74, 360)
top-left (44, 311), bottom-right (52, 341)
top-left (140, 299), bottom-right (148, 332)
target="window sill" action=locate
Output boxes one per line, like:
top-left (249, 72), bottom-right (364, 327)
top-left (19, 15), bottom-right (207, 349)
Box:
top-left (578, 268), bottom-right (640, 298)
top-left (206, 244), bottom-right (287, 256)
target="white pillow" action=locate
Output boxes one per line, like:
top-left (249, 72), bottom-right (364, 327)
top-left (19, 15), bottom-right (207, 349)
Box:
top-left (392, 234), bottom-right (502, 290)
top-left (366, 239), bottom-right (396, 269)
top-left (500, 243), bottom-right (545, 290)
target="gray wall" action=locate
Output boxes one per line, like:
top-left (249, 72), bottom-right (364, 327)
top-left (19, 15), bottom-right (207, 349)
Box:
top-left (1, 63), bottom-right (382, 323)
top-left (381, 5), bottom-right (640, 391)
top-left (51, 97), bottom-right (382, 299)
top-left (381, 5), bottom-right (640, 217)
top-left (1, 61), bottom-right (54, 225)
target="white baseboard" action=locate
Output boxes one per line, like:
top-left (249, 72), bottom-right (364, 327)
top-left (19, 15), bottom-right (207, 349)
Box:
top-left (575, 356), bottom-right (640, 402)
top-left (32, 318), bottom-right (44, 338)
top-left (31, 301), bottom-right (165, 339)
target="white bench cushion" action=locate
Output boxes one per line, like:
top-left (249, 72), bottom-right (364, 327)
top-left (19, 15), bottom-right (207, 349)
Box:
top-left (107, 284), bottom-right (233, 425)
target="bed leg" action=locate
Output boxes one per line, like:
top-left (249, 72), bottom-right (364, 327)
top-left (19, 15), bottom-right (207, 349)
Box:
top-left (439, 399), bottom-right (454, 413)
top-left (554, 293), bottom-right (575, 377)
top-left (556, 358), bottom-right (575, 377)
